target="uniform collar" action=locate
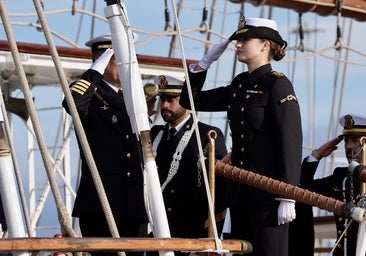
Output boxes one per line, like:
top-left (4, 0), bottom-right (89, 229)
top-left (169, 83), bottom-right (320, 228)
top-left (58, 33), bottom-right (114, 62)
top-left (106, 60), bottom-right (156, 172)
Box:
top-left (104, 80), bottom-right (120, 93)
top-left (247, 63), bottom-right (272, 85)
top-left (169, 114), bottom-right (191, 133)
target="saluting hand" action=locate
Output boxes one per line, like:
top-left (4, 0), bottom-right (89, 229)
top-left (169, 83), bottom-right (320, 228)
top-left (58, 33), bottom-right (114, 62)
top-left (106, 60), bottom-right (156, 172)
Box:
top-left (313, 136), bottom-right (343, 160)
top-left (197, 39), bottom-right (230, 70)
top-left (90, 48), bottom-right (114, 75)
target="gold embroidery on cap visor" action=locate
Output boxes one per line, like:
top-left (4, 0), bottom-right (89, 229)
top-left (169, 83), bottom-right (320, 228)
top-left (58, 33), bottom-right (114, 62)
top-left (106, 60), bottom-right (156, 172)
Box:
top-left (158, 89), bottom-right (182, 95)
top-left (235, 28), bottom-right (249, 35)
top-left (343, 128), bottom-right (366, 135)
top-left (97, 44), bottom-right (113, 49)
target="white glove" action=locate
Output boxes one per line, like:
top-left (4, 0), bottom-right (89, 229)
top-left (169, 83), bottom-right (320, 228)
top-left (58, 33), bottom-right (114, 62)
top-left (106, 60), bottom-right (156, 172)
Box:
top-left (276, 198), bottom-right (296, 225)
top-left (198, 39), bottom-right (230, 70)
top-left (90, 48), bottom-right (114, 75)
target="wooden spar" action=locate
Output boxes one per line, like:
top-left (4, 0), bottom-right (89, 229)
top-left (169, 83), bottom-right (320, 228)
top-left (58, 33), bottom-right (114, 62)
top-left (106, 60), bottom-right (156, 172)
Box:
top-left (207, 130), bottom-right (217, 238)
top-left (229, 0), bottom-right (366, 22)
top-left (0, 40), bottom-right (196, 69)
top-left (0, 238), bottom-right (252, 254)
top-left (215, 160), bottom-right (345, 216)
top-left (0, 39), bottom-right (197, 94)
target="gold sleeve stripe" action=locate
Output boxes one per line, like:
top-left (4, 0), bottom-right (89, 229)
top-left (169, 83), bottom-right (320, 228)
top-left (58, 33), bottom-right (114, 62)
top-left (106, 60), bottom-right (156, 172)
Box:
top-left (69, 79), bottom-right (91, 95)
top-left (70, 87), bottom-right (85, 95)
top-left (73, 79), bottom-right (90, 89)
top-left (204, 209), bottom-right (227, 228)
top-left (71, 84), bottom-right (89, 92)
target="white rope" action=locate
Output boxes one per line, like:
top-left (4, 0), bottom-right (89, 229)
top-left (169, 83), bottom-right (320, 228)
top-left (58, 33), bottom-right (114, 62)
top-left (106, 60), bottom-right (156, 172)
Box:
top-left (0, 0), bottom-right (77, 237)
top-left (169, 0), bottom-right (223, 253)
top-left (33, 0), bottom-right (123, 241)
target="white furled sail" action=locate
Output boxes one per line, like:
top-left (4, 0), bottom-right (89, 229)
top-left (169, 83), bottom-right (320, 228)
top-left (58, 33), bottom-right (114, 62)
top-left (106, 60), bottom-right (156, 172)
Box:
top-left (104, 2), bottom-right (174, 256)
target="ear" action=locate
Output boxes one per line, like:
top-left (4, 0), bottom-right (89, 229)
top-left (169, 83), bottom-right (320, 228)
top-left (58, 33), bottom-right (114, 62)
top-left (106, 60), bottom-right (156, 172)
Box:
top-left (262, 40), bottom-right (270, 48)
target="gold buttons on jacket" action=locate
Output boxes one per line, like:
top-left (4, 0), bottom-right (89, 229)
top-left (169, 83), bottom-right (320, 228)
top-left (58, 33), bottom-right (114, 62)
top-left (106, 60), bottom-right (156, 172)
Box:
top-left (167, 208), bottom-right (172, 212)
top-left (233, 93), bottom-right (237, 98)
top-left (127, 172), bottom-right (131, 177)
top-left (126, 153), bottom-right (131, 158)
top-left (246, 95), bottom-right (250, 99)
top-left (125, 135), bottom-right (129, 140)
top-left (170, 189), bottom-right (175, 193)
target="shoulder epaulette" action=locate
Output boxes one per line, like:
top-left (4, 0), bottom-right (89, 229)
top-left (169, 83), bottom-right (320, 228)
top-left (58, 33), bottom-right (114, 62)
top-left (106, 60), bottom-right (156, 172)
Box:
top-left (70, 79), bottom-right (91, 95)
top-left (268, 70), bottom-right (284, 77)
top-left (280, 94), bottom-right (297, 104)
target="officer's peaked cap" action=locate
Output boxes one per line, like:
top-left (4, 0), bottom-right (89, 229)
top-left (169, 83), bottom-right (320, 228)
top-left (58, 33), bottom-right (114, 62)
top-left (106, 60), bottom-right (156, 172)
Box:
top-left (86, 34), bottom-right (113, 53)
top-left (85, 32), bottom-right (139, 56)
top-left (155, 75), bottom-right (184, 97)
top-left (229, 16), bottom-right (286, 48)
top-left (339, 114), bottom-right (366, 136)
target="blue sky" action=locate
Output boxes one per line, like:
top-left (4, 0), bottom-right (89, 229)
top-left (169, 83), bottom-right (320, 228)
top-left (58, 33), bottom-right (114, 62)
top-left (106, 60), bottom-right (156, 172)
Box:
top-left (1, 0), bottom-right (366, 236)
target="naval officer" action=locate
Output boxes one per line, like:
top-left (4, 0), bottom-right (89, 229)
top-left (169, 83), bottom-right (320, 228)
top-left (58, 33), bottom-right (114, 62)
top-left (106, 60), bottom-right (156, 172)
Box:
top-left (179, 16), bottom-right (303, 256)
top-left (150, 75), bottom-right (228, 255)
top-left (62, 34), bottom-right (148, 256)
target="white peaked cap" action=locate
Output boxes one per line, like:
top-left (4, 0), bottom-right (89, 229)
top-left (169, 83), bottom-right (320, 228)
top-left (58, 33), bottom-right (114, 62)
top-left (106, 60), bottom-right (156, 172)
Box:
top-left (245, 18), bottom-right (278, 31)
top-left (155, 75), bottom-right (184, 96)
top-left (339, 114), bottom-right (366, 136)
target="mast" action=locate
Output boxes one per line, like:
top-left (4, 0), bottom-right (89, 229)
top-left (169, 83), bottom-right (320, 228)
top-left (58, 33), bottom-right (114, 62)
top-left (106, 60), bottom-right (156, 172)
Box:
top-left (228, 0), bottom-right (366, 21)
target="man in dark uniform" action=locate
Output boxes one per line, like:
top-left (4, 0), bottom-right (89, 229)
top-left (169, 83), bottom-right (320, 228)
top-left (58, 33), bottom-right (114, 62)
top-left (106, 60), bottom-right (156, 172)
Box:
top-left (62, 34), bottom-right (148, 256)
top-left (289, 136), bottom-right (342, 256)
top-left (180, 17), bottom-right (302, 256)
top-left (150, 75), bottom-right (228, 254)
top-left (291, 114), bottom-right (366, 256)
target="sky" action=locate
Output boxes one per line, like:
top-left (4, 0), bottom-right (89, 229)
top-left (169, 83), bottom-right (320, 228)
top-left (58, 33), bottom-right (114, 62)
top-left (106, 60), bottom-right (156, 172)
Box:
top-left (1, 0), bottom-right (366, 237)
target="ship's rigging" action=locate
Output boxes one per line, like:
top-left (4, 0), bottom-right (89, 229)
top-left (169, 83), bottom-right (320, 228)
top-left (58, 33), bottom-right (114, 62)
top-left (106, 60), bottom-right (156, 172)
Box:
top-left (1, 0), bottom-right (366, 254)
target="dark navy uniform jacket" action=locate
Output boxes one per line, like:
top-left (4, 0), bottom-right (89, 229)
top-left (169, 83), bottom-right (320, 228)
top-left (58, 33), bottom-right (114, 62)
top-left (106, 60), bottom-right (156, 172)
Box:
top-left (180, 64), bottom-right (302, 207)
top-left (295, 157), bottom-right (360, 256)
top-left (62, 69), bottom-right (147, 222)
top-left (151, 115), bottom-right (228, 238)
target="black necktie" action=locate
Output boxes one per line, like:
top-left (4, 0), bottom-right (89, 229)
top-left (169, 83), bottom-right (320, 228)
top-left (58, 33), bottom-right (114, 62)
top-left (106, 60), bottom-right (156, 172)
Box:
top-left (168, 127), bottom-right (176, 141)
top-left (118, 89), bottom-right (124, 98)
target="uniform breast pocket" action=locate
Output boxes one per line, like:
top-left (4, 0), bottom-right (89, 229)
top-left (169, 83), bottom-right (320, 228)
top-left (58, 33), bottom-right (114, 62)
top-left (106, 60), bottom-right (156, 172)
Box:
top-left (245, 93), bottom-right (269, 130)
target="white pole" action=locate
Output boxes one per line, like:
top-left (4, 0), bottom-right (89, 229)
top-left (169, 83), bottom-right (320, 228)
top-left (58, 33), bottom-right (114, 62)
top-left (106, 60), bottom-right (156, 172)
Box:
top-left (104, 2), bottom-right (174, 256)
top-left (0, 110), bottom-right (30, 256)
